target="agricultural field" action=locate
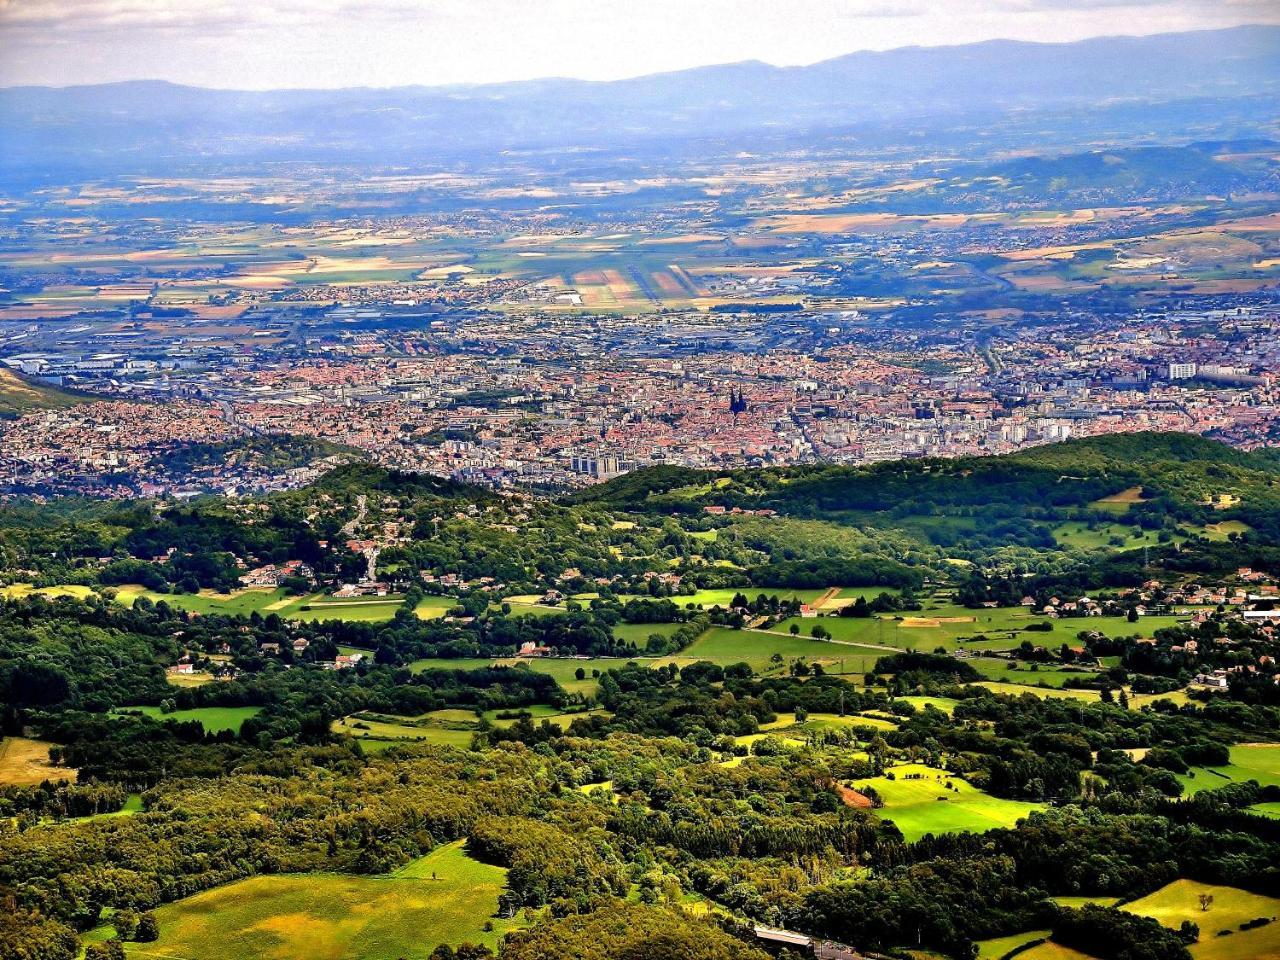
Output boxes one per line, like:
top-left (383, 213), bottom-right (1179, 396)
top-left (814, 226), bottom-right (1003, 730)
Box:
top-left (0, 736), bottom-right (77, 786)
top-left (851, 762), bottom-right (1044, 842)
top-left (112, 840), bottom-right (527, 959)
top-left (113, 706), bottom-right (262, 735)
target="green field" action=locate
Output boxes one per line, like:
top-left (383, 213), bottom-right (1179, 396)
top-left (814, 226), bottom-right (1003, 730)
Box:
top-left (1122, 879), bottom-right (1280, 960)
top-left (114, 585), bottom-right (303, 616)
top-left (0, 582), bottom-right (96, 602)
top-left (675, 587), bottom-right (833, 609)
top-left (682, 627), bottom-right (879, 676)
top-left (971, 681), bottom-right (1105, 702)
top-left (966, 657), bottom-right (1104, 689)
top-left (116, 840), bottom-right (527, 959)
top-left (114, 705), bottom-right (261, 734)
top-left (611, 621), bottom-right (685, 644)
top-left (774, 605), bottom-right (1185, 655)
top-left (1053, 520), bottom-right (1161, 551)
top-left (1177, 744), bottom-right (1280, 796)
top-left (977, 928), bottom-right (1049, 960)
top-left (760, 712), bottom-right (896, 736)
top-left (853, 762), bottom-right (1044, 842)
top-left (332, 713), bottom-right (476, 749)
top-left (414, 595), bottom-right (455, 620)
top-left (292, 596), bottom-right (407, 623)
top-left (985, 880), bottom-right (1280, 960)
top-left (1018, 943), bottom-right (1099, 960)
top-left (408, 652), bottom-right (698, 698)
top-left (897, 695), bottom-right (960, 715)
top-left (113, 585), bottom-right (409, 623)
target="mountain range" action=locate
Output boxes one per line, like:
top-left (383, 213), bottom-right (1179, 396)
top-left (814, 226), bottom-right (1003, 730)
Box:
top-left (1, 25), bottom-right (1278, 171)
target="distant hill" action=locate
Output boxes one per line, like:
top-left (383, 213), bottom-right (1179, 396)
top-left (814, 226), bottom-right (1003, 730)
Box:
top-left (0, 369), bottom-right (85, 417)
top-left (2, 26), bottom-right (1277, 172)
top-left (575, 432), bottom-right (1280, 521)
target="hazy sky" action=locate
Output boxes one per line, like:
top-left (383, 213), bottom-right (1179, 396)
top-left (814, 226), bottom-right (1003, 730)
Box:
top-left (1, 0), bottom-right (1276, 89)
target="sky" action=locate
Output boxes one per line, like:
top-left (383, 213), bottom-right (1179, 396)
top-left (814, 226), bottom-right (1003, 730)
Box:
top-left (0, 0), bottom-right (1276, 89)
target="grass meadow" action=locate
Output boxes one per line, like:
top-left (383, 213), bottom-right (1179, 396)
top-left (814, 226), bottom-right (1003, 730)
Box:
top-left (852, 762), bottom-right (1044, 842)
top-left (116, 841), bottom-right (527, 959)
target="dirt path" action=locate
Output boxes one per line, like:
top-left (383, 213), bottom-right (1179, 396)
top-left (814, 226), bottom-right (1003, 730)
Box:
top-left (813, 586), bottom-right (842, 609)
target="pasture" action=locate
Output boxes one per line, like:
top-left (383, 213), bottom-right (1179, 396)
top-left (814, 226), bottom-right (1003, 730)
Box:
top-left (853, 762), bottom-right (1043, 842)
top-left (1177, 744), bottom-right (1280, 797)
top-left (118, 840), bottom-right (527, 959)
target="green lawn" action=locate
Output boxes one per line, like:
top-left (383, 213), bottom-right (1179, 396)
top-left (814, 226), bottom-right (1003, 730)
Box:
top-left (853, 762), bottom-right (1043, 842)
top-left (117, 840), bottom-right (527, 959)
top-left (114, 706), bottom-right (261, 734)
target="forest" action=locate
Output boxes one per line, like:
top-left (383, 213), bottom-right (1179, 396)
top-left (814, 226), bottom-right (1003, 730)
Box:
top-left (2, 434), bottom-right (1280, 960)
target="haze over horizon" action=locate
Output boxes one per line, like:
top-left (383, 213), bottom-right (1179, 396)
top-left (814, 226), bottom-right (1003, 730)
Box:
top-left (2, 0), bottom-right (1277, 90)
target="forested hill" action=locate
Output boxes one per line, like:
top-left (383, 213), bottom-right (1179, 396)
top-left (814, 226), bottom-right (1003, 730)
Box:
top-left (570, 432), bottom-right (1280, 522)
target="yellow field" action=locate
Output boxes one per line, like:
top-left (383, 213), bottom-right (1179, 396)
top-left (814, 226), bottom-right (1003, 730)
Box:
top-left (0, 737), bottom-right (77, 786)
